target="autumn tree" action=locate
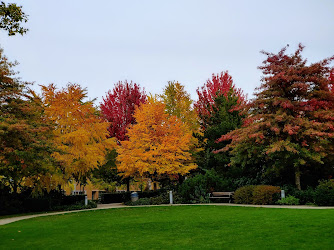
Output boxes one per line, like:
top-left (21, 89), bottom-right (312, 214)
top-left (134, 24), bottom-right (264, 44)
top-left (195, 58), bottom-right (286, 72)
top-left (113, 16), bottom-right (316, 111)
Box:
top-left (160, 81), bottom-right (199, 132)
top-left (0, 48), bottom-right (57, 193)
top-left (195, 71), bottom-right (245, 130)
top-left (100, 80), bottom-right (146, 190)
top-left (217, 44), bottom-right (334, 190)
top-left (90, 149), bottom-right (122, 192)
top-left (101, 80), bottom-right (146, 141)
top-left (0, 1), bottom-right (28, 36)
top-left (117, 97), bottom-right (197, 185)
top-left (194, 71), bottom-right (246, 173)
top-left (42, 83), bottom-right (116, 186)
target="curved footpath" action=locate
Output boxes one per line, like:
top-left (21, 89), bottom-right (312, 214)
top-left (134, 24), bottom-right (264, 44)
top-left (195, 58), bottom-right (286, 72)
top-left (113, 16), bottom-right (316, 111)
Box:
top-left (1, 203), bottom-right (333, 226)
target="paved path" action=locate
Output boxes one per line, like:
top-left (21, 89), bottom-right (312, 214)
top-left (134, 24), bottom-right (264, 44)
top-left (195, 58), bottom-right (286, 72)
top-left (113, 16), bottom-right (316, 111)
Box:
top-left (0, 203), bottom-right (126, 226)
top-left (1, 203), bottom-right (333, 226)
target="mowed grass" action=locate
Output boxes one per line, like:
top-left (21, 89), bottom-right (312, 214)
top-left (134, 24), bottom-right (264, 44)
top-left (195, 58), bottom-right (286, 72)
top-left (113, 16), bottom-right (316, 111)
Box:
top-left (0, 205), bottom-right (333, 249)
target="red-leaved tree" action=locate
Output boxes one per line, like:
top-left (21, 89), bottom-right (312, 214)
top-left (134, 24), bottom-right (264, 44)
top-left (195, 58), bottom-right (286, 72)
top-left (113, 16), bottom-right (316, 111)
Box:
top-left (193, 71), bottom-right (246, 172)
top-left (216, 44), bottom-right (334, 190)
top-left (194, 71), bottom-right (246, 129)
top-left (101, 80), bottom-right (146, 141)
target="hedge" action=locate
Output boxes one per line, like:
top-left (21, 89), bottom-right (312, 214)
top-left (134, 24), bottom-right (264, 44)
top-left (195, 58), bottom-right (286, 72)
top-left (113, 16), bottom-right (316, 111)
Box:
top-left (0, 189), bottom-right (86, 216)
top-left (234, 185), bottom-right (280, 205)
top-left (100, 190), bottom-right (165, 204)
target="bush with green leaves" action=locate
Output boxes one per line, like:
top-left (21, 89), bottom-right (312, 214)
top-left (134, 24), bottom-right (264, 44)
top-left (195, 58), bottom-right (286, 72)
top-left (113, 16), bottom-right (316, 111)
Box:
top-left (178, 170), bottom-right (233, 203)
top-left (314, 179), bottom-right (334, 206)
top-left (276, 195), bottom-right (300, 205)
top-left (126, 198), bottom-right (151, 206)
top-left (281, 185), bottom-right (315, 205)
top-left (149, 195), bottom-right (168, 205)
top-left (294, 188), bottom-right (315, 205)
top-left (125, 191), bottom-right (183, 206)
top-left (51, 200), bottom-right (97, 211)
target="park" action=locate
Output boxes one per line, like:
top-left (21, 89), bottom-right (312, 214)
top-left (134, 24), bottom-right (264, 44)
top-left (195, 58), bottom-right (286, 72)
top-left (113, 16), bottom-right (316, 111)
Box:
top-left (1, 1), bottom-right (334, 249)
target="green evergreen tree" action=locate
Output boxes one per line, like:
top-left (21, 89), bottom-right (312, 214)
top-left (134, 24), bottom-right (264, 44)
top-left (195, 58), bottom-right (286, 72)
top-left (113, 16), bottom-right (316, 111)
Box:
top-left (196, 90), bottom-right (244, 174)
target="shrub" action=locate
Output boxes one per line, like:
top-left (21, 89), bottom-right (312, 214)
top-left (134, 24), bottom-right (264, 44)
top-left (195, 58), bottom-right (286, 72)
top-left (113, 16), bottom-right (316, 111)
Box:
top-left (149, 191), bottom-right (176, 205)
top-left (88, 200), bottom-right (97, 208)
top-left (100, 190), bottom-right (167, 204)
top-left (61, 195), bottom-right (86, 206)
top-left (149, 196), bottom-right (167, 205)
top-left (140, 190), bottom-right (166, 199)
top-left (52, 200), bottom-right (97, 211)
top-left (100, 192), bottom-right (131, 203)
top-left (126, 198), bottom-right (151, 206)
top-left (314, 179), bottom-right (334, 206)
top-left (178, 174), bottom-right (209, 203)
top-left (294, 188), bottom-right (315, 205)
top-left (125, 191), bottom-right (182, 206)
top-left (178, 170), bottom-right (232, 203)
top-left (234, 185), bottom-right (280, 205)
top-left (252, 185), bottom-right (281, 205)
top-left (281, 185), bottom-right (315, 205)
top-left (234, 186), bottom-right (255, 204)
top-left (276, 195), bottom-right (300, 205)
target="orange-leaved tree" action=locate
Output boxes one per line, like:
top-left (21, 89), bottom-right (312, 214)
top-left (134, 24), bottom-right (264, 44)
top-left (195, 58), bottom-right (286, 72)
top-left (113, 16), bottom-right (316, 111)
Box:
top-left (117, 96), bottom-right (197, 183)
top-left (41, 83), bottom-right (116, 185)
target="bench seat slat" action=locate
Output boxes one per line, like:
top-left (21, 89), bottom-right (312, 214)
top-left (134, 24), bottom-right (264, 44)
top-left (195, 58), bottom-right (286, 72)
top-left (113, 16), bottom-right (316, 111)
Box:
top-left (209, 192), bottom-right (234, 203)
top-left (211, 192), bottom-right (234, 197)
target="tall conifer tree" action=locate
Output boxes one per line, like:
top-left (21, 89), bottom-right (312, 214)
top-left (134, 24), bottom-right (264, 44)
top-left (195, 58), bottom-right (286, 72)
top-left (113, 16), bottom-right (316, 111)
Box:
top-left (195, 71), bottom-right (246, 173)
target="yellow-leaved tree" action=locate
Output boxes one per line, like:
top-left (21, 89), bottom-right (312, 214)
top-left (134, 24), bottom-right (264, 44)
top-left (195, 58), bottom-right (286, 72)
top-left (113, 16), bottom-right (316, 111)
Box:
top-left (160, 81), bottom-right (202, 175)
top-left (117, 96), bottom-right (197, 184)
top-left (41, 83), bottom-right (116, 185)
top-left (160, 81), bottom-right (199, 133)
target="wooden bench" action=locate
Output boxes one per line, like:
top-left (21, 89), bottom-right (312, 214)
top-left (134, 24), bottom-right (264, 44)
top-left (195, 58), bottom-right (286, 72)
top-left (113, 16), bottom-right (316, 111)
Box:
top-left (209, 192), bottom-right (234, 203)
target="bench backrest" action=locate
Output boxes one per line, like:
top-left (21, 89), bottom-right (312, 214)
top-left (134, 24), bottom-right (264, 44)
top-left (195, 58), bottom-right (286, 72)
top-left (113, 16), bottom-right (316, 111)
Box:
top-left (212, 192), bottom-right (234, 197)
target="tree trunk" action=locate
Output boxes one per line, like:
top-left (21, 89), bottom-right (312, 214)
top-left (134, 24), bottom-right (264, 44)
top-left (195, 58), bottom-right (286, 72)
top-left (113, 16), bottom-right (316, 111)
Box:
top-left (178, 174), bottom-right (185, 185)
top-left (13, 181), bottom-right (18, 194)
top-left (126, 178), bottom-right (130, 192)
top-left (295, 166), bottom-right (301, 190)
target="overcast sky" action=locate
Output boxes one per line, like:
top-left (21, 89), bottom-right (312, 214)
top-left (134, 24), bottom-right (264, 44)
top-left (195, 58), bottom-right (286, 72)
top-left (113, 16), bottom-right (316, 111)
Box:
top-left (1, 0), bottom-right (333, 105)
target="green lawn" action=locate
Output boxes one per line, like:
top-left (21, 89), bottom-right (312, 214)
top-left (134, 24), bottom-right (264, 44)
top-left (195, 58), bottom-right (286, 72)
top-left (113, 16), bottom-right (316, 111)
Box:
top-left (0, 205), bottom-right (333, 249)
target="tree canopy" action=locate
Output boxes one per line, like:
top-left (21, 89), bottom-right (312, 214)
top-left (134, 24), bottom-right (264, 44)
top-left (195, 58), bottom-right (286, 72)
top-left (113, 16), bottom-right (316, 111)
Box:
top-left (101, 80), bottom-right (146, 141)
top-left (195, 71), bottom-right (246, 130)
top-left (42, 83), bottom-right (116, 185)
top-left (117, 97), bottom-right (197, 181)
top-left (0, 48), bottom-right (56, 193)
top-left (194, 71), bottom-right (246, 173)
top-left (160, 81), bottom-right (199, 132)
top-left (0, 1), bottom-right (28, 36)
top-left (216, 44), bottom-right (334, 190)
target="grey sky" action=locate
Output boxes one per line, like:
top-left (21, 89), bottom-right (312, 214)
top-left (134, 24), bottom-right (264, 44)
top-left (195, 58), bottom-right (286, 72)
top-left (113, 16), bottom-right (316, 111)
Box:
top-left (1, 0), bottom-right (333, 105)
